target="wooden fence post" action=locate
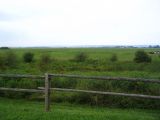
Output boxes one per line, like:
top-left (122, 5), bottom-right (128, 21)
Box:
top-left (45, 73), bottom-right (50, 112)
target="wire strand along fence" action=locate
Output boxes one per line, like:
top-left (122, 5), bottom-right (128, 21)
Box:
top-left (0, 73), bottom-right (160, 112)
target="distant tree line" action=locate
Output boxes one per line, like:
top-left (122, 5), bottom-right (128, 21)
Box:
top-left (0, 47), bottom-right (10, 49)
top-left (148, 45), bottom-right (160, 48)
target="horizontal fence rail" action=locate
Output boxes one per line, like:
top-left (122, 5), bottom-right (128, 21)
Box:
top-left (38, 87), bottom-right (160, 99)
top-left (50, 74), bottom-right (160, 83)
top-left (0, 74), bottom-right (45, 79)
top-left (0, 73), bottom-right (160, 83)
top-left (0, 73), bottom-right (160, 112)
top-left (0, 87), bottom-right (44, 93)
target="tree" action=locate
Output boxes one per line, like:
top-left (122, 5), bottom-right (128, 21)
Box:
top-left (23, 52), bottom-right (34, 63)
top-left (0, 47), bottom-right (10, 49)
top-left (134, 50), bottom-right (152, 63)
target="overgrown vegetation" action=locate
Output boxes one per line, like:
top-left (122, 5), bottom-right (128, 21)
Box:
top-left (3, 51), bottom-right (18, 68)
top-left (1, 98), bottom-right (160, 120)
top-left (74, 52), bottom-right (88, 62)
top-left (23, 52), bottom-right (34, 63)
top-left (0, 48), bottom-right (160, 109)
top-left (38, 54), bottom-right (53, 71)
top-left (134, 50), bottom-right (152, 63)
top-left (110, 54), bottom-right (118, 62)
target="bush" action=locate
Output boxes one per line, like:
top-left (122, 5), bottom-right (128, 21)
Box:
top-left (110, 54), bottom-right (118, 62)
top-left (74, 52), bottom-right (88, 62)
top-left (4, 51), bottom-right (18, 68)
top-left (38, 54), bottom-right (53, 71)
top-left (23, 52), bottom-right (34, 63)
top-left (134, 50), bottom-right (152, 63)
top-left (0, 53), bottom-right (5, 69)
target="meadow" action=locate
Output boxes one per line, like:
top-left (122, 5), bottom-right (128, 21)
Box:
top-left (0, 97), bottom-right (160, 120)
top-left (0, 47), bottom-right (160, 75)
top-left (0, 47), bottom-right (160, 109)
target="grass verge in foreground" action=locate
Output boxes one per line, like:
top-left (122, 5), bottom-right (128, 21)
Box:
top-left (0, 97), bottom-right (160, 120)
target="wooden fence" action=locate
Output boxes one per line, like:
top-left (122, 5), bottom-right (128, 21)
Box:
top-left (0, 73), bottom-right (160, 112)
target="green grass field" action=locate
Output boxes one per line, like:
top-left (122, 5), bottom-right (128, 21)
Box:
top-left (2, 47), bottom-right (160, 61)
top-left (0, 97), bottom-right (160, 120)
top-left (0, 48), bottom-right (160, 77)
top-left (0, 48), bottom-right (160, 109)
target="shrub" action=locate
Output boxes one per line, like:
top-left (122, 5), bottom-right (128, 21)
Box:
top-left (74, 52), bottom-right (88, 62)
top-left (110, 54), bottom-right (118, 62)
top-left (38, 54), bottom-right (52, 71)
top-left (4, 51), bottom-right (18, 68)
top-left (134, 50), bottom-right (152, 63)
top-left (0, 53), bottom-right (5, 69)
top-left (23, 52), bottom-right (34, 63)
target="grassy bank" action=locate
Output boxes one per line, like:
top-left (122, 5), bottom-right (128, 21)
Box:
top-left (0, 97), bottom-right (160, 120)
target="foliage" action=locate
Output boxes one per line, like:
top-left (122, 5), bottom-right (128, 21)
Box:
top-left (74, 52), bottom-right (88, 62)
top-left (0, 53), bottom-right (6, 69)
top-left (38, 54), bottom-right (53, 71)
top-left (23, 52), bottom-right (34, 63)
top-left (0, 47), bottom-right (10, 49)
top-left (110, 54), bottom-right (118, 62)
top-left (4, 51), bottom-right (18, 68)
top-left (134, 50), bottom-right (152, 63)
top-left (0, 48), bottom-right (160, 108)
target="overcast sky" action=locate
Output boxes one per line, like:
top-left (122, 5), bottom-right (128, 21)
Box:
top-left (0, 0), bottom-right (160, 47)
